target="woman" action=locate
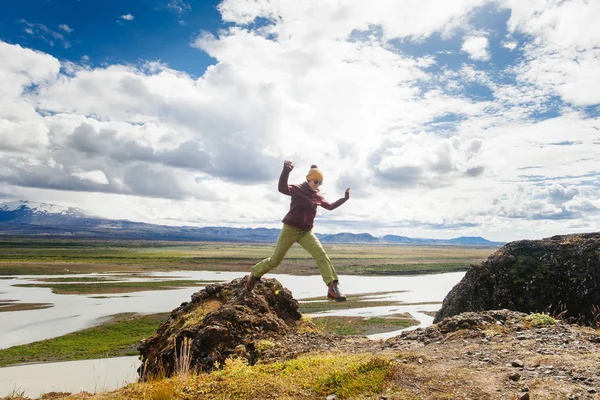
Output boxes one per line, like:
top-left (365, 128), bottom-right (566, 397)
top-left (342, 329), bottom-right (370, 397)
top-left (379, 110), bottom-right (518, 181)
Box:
top-left (247, 160), bottom-right (350, 301)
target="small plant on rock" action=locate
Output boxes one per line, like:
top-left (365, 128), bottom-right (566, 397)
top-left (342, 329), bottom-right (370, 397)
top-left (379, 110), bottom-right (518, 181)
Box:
top-left (256, 339), bottom-right (276, 357)
top-left (296, 315), bottom-right (320, 334)
top-left (525, 312), bottom-right (557, 327)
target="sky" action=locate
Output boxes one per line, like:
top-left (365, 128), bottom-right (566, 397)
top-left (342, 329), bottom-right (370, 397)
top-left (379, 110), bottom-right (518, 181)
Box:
top-left (0, 0), bottom-right (599, 242)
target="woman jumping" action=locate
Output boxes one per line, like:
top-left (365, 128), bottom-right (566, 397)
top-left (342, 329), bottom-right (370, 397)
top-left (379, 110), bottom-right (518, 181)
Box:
top-left (247, 160), bottom-right (350, 301)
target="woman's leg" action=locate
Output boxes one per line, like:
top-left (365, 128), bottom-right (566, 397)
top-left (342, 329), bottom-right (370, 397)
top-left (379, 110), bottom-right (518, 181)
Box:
top-left (252, 224), bottom-right (301, 278)
top-left (297, 231), bottom-right (338, 285)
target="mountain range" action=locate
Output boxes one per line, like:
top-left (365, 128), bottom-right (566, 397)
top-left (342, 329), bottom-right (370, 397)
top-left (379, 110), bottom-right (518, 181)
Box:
top-left (0, 201), bottom-right (504, 246)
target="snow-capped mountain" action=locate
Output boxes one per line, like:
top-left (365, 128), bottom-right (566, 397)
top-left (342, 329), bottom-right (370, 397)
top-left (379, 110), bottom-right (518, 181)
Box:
top-left (0, 200), bottom-right (503, 245)
top-left (0, 200), bottom-right (90, 223)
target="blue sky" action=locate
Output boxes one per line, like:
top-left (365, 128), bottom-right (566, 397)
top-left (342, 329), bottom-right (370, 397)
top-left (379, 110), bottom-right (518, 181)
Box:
top-left (0, 0), bottom-right (599, 241)
top-left (1, 0), bottom-right (220, 76)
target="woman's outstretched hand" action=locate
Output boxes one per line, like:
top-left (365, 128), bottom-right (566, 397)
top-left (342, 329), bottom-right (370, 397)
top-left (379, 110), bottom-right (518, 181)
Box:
top-left (283, 160), bottom-right (294, 171)
top-left (345, 188), bottom-right (350, 199)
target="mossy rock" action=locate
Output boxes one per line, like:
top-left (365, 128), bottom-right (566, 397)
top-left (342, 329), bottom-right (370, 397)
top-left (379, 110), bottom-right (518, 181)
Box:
top-left (435, 232), bottom-right (600, 325)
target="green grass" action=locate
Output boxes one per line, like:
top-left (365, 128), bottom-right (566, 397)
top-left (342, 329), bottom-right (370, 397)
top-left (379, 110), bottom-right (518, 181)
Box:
top-left (129, 353), bottom-right (394, 400)
top-left (0, 312), bottom-right (414, 367)
top-left (12, 279), bottom-right (218, 294)
top-left (312, 315), bottom-right (418, 335)
top-left (0, 238), bottom-right (494, 276)
top-left (38, 277), bottom-right (119, 282)
top-left (0, 313), bottom-right (167, 367)
top-left (0, 301), bottom-right (53, 312)
top-left (298, 291), bottom-right (405, 313)
top-left (422, 310), bottom-right (439, 317)
top-left (94, 350), bottom-right (493, 400)
top-left (337, 262), bottom-right (471, 275)
top-left (298, 290), bottom-right (441, 314)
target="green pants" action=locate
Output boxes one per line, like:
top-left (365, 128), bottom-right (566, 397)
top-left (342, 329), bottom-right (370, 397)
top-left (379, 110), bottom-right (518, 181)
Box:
top-left (252, 224), bottom-right (338, 285)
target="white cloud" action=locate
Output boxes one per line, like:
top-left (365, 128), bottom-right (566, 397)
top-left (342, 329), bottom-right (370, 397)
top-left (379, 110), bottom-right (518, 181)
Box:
top-left (58, 24), bottom-right (73, 33)
top-left (515, 47), bottom-right (600, 106)
top-left (17, 19), bottom-right (71, 48)
top-left (218, 0), bottom-right (487, 41)
top-left (72, 170), bottom-right (109, 185)
top-left (461, 36), bottom-right (490, 61)
top-left (502, 41), bottom-right (517, 51)
top-left (0, 42), bottom-right (59, 152)
top-left (168, 0), bottom-right (191, 15)
top-left (120, 14), bottom-right (135, 21)
top-left (1, 0), bottom-right (600, 241)
top-left (371, 133), bottom-right (485, 188)
top-left (502, 0), bottom-right (600, 106)
top-left (565, 196), bottom-right (600, 213)
top-left (494, 184), bottom-right (599, 221)
top-left (503, 0), bottom-right (600, 50)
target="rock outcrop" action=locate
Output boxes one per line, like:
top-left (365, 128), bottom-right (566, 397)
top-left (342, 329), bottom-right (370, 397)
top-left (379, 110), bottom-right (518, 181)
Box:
top-left (138, 276), bottom-right (305, 378)
top-left (434, 232), bottom-right (600, 324)
top-left (138, 276), bottom-right (382, 379)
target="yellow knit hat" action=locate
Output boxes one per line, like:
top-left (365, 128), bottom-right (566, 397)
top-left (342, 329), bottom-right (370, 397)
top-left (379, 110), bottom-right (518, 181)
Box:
top-left (306, 164), bottom-right (324, 182)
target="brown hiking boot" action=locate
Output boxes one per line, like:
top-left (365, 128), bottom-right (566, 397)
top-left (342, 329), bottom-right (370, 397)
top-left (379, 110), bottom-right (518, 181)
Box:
top-left (247, 272), bottom-right (260, 291)
top-left (327, 280), bottom-right (347, 302)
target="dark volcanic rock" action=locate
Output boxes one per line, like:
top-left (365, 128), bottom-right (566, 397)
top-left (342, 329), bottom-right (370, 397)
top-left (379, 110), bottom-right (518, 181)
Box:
top-left (434, 232), bottom-right (600, 324)
top-left (391, 309), bottom-right (528, 345)
top-left (138, 276), bottom-right (304, 378)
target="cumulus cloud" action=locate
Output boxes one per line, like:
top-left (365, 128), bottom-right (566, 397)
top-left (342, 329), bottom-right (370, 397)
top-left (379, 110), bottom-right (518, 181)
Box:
top-left (502, 0), bottom-right (600, 106)
top-left (0, 42), bottom-right (59, 152)
top-left (0, 161), bottom-right (179, 199)
top-left (65, 122), bottom-right (213, 171)
top-left (120, 14), bottom-right (135, 21)
top-left (1, 0), bottom-right (600, 240)
top-left (565, 197), bottom-right (600, 213)
top-left (547, 184), bottom-right (579, 206)
top-left (371, 133), bottom-right (485, 188)
top-left (0, 147), bottom-right (221, 201)
top-left (217, 0), bottom-right (487, 41)
top-left (72, 170), bottom-right (109, 185)
top-left (35, 62), bottom-right (284, 182)
top-left (461, 36), bottom-right (490, 61)
top-left (495, 184), bottom-right (599, 220)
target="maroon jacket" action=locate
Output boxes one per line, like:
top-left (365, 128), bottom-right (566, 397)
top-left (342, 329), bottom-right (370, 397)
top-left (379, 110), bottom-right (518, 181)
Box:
top-left (278, 167), bottom-right (348, 231)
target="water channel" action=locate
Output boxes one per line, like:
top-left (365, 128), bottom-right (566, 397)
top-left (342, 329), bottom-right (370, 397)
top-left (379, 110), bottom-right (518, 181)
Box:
top-left (0, 270), bottom-right (464, 397)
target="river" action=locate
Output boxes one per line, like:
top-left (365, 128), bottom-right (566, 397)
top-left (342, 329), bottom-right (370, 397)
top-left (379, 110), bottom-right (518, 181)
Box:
top-left (0, 270), bottom-right (463, 397)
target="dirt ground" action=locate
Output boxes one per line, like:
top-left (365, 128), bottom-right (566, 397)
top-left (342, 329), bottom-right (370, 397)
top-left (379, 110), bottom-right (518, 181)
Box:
top-left (377, 310), bottom-right (600, 399)
top-left (204, 308), bottom-right (600, 399)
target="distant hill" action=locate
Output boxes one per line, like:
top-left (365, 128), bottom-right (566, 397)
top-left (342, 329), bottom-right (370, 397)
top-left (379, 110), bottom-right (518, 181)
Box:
top-left (448, 236), bottom-right (495, 245)
top-left (0, 200), bottom-right (504, 246)
top-left (319, 232), bottom-right (380, 243)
